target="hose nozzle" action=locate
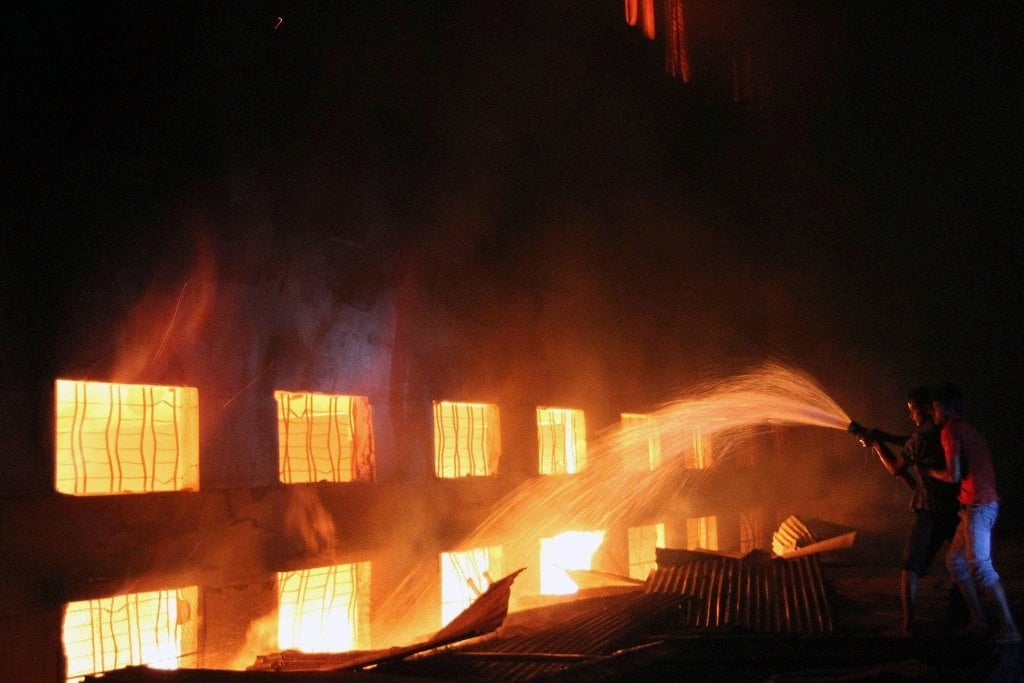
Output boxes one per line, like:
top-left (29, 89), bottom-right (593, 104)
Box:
top-left (847, 421), bottom-right (868, 437)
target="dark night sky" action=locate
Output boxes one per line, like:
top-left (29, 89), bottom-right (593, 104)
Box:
top-left (4, 2), bottom-right (1023, 495)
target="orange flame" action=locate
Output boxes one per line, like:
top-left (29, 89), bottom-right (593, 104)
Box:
top-left (282, 488), bottom-right (338, 556)
top-left (665, 0), bottom-right (691, 82)
top-left (625, 0), bottom-right (690, 82)
top-left (540, 530), bottom-right (605, 595)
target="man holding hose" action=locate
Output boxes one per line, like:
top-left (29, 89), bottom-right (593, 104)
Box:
top-left (852, 385), bottom-right (960, 637)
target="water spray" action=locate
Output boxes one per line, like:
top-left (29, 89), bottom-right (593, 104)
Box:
top-left (371, 362), bottom-right (865, 644)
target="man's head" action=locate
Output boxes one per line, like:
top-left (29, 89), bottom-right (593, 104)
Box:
top-left (931, 383), bottom-right (966, 425)
top-left (905, 385), bottom-right (932, 426)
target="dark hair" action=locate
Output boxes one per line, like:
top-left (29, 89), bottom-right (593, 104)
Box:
top-left (931, 383), bottom-right (966, 416)
top-left (905, 385), bottom-right (932, 410)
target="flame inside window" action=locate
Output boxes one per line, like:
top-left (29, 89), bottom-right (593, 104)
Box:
top-left (684, 430), bottom-right (714, 470)
top-left (628, 523), bottom-right (665, 580)
top-left (433, 401), bottom-right (500, 478)
top-left (686, 515), bottom-right (719, 551)
top-left (537, 407), bottom-right (587, 475)
top-left (63, 587), bottom-right (197, 681)
top-left (277, 563), bottom-right (370, 653)
top-left (54, 379), bottom-right (199, 495)
top-left (620, 413), bottom-right (662, 471)
top-left (539, 530), bottom-right (605, 595)
top-left (440, 546), bottom-right (503, 626)
top-left (275, 391), bottom-right (375, 483)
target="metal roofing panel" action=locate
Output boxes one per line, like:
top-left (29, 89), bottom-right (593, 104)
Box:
top-left (646, 548), bottom-right (833, 634)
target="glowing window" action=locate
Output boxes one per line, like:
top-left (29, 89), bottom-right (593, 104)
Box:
top-left (55, 379), bottom-right (199, 495)
top-left (740, 507), bottom-right (768, 553)
top-left (628, 523), bottom-right (665, 580)
top-left (539, 530), bottom-right (605, 594)
top-left (686, 516), bottom-right (719, 551)
top-left (276, 392), bottom-right (375, 483)
top-left (277, 562), bottom-right (370, 653)
top-left (537, 407), bottom-right (587, 474)
top-left (63, 587), bottom-right (198, 681)
top-left (620, 413), bottom-right (662, 471)
top-left (433, 401), bottom-right (500, 478)
top-left (683, 430), bottom-right (714, 470)
top-left (440, 546), bottom-right (503, 626)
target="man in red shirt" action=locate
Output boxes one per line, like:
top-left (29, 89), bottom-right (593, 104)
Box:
top-left (928, 383), bottom-right (1020, 644)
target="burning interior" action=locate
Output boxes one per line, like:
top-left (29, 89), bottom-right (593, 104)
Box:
top-left (55, 380), bottom-right (200, 495)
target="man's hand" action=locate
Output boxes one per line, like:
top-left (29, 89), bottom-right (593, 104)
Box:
top-left (848, 421), bottom-right (875, 448)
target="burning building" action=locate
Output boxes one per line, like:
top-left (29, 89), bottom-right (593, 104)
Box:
top-left (6, 183), bottom-right (899, 679)
top-left (2, 249), bottom-right (799, 680)
top-left (2, 2), bottom-right (961, 680)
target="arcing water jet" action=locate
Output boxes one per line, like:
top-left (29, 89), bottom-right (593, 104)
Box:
top-left (371, 361), bottom-right (855, 647)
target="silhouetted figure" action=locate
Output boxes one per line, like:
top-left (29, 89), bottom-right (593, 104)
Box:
top-left (854, 386), bottom-right (960, 636)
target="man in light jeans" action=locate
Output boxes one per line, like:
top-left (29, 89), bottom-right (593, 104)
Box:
top-left (928, 383), bottom-right (1020, 644)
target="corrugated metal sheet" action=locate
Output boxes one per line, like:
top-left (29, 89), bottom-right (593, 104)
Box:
top-left (388, 591), bottom-right (690, 681)
top-left (646, 548), bottom-right (833, 634)
top-left (772, 515), bottom-right (816, 556)
top-left (241, 544), bottom-right (835, 680)
top-left (773, 515), bottom-right (860, 558)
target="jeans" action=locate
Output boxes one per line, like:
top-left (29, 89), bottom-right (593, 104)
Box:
top-left (946, 502), bottom-right (1001, 587)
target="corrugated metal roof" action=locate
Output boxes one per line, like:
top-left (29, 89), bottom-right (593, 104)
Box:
top-left (192, 545), bottom-right (835, 680)
top-left (382, 545), bottom-right (836, 680)
top-left (646, 548), bottom-right (834, 634)
top-left (388, 591), bottom-right (690, 681)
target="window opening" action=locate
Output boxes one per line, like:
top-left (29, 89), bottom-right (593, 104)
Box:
top-left (620, 413), bottom-right (662, 471)
top-left (537, 407), bottom-right (587, 474)
top-left (277, 562), bottom-right (371, 653)
top-left (433, 401), bottom-right (500, 478)
top-left (628, 523), bottom-right (665, 580)
top-left (686, 515), bottom-right (719, 551)
top-left (63, 586), bottom-right (198, 681)
top-left (684, 430), bottom-right (713, 470)
top-left (539, 530), bottom-right (604, 594)
top-left (55, 379), bottom-right (199, 495)
top-left (276, 391), bottom-right (375, 483)
top-left (740, 507), bottom-right (768, 553)
top-left (440, 546), bottom-right (503, 626)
